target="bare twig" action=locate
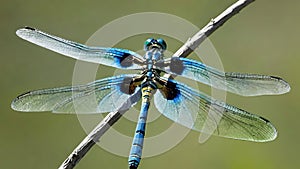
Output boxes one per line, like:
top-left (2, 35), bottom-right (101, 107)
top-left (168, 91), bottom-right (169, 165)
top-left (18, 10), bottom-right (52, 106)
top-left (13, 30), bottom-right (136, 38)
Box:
top-left (58, 111), bottom-right (121, 169)
top-left (58, 91), bottom-right (141, 169)
top-left (58, 0), bottom-right (254, 168)
top-left (174, 0), bottom-right (254, 58)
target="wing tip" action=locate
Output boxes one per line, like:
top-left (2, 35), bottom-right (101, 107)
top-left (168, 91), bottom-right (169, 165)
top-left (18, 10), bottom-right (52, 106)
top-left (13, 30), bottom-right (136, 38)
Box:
top-left (255, 116), bottom-right (278, 142)
top-left (11, 100), bottom-right (23, 111)
top-left (265, 76), bottom-right (291, 95)
top-left (277, 77), bottom-right (291, 94)
top-left (237, 124), bottom-right (277, 143)
top-left (247, 114), bottom-right (277, 142)
top-left (16, 26), bottom-right (36, 38)
top-left (11, 92), bottom-right (30, 111)
top-left (10, 101), bottom-right (19, 111)
top-left (260, 121), bottom-right (278, 142)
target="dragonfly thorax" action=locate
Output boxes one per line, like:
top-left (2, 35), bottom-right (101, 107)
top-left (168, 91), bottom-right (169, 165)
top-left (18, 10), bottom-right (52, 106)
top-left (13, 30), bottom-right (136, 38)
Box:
top-left (143, 39), bottom-right (167, 73)
top-left (144, 48), bottom-right (163, 62)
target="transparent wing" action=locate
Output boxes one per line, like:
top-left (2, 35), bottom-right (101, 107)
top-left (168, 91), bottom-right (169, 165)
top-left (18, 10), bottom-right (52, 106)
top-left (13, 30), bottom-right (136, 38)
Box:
top-left (164, 57), bottom-right (290, 96)
top-left (154, 77), bottom-right (277, 142)
top-left (16, 27), bottom-right (144, 69)
top-left (11, 74), bottom-right (141, 113)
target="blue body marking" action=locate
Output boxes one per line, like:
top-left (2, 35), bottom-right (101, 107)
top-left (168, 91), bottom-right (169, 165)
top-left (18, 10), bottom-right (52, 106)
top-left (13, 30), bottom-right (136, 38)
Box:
top-left (128, 85), bottom-right (154, 169)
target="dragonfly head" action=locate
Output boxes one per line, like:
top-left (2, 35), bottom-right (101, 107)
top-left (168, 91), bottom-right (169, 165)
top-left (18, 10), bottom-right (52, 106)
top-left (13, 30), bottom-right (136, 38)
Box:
top-left (144, 38), bottom-right (167, 52)
top-left (144, 38), bottom-right (167, 62)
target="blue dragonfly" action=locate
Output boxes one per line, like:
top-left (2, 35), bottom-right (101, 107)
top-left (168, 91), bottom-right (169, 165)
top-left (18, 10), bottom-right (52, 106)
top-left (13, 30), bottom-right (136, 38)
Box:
top-left (12, 27), bottom-right (290, 169)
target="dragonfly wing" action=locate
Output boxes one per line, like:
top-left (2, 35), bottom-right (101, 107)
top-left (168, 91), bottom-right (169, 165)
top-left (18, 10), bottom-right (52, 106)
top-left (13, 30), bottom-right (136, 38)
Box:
top-left (164, 57), bottom-right (290, 96)
top-left (16, 27), bottom-right (144, 69)
top-left (154, 77), bottom-right (277, 142)
top-left (11, 74), bottom-right (141, 114)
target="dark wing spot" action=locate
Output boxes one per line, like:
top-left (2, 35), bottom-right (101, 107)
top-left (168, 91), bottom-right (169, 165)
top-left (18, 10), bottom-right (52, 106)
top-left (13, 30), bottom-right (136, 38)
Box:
top-left (107, 49), bottom-right (135, 68)
top-left (119, 77), bottom-right (138, 95)
top-left (119, 53), bottom-right (134, 67)
top-left (169, 57), bottom-right (184, 74)
top-left (158, 78), bottom-right (180, 100)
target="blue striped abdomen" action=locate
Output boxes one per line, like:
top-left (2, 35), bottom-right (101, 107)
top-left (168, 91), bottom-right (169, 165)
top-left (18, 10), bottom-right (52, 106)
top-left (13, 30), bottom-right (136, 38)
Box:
top-left (128, 86), bottom-right (153, 169)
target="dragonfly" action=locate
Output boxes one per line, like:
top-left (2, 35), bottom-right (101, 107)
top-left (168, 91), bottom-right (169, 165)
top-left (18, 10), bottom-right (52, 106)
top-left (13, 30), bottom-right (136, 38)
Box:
top-left (12, 27), bottom-right (290, 169)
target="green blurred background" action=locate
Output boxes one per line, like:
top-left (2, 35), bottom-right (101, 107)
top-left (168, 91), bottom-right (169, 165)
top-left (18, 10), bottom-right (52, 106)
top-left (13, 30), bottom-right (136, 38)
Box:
top-left (1, 0), bottom-right (299, 168)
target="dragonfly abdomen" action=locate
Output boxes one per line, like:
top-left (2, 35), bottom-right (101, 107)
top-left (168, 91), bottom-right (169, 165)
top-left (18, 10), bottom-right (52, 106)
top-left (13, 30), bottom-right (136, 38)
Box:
top-left (128, 85), bottom-right (154, 169)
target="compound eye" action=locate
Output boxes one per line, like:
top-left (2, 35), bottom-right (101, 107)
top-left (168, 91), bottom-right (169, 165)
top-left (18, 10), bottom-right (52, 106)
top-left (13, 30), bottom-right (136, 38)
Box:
top-left (157, 38), bottom-right (167, 51)
top-left (144, 38), bottom-right (155, 51)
